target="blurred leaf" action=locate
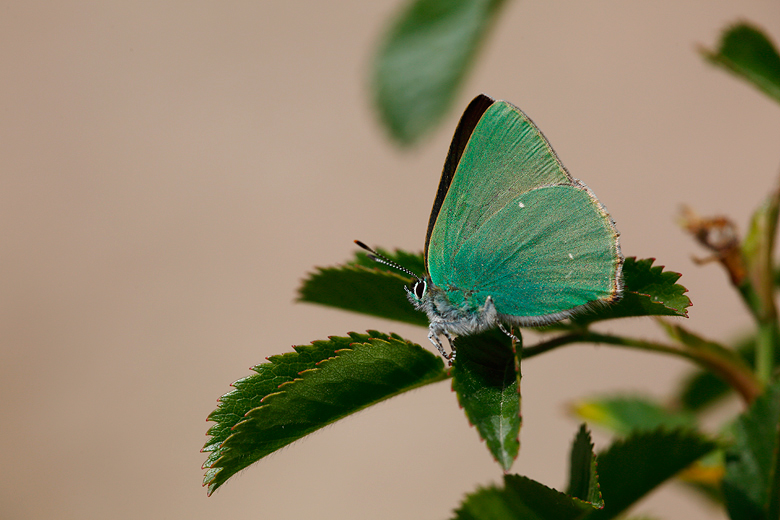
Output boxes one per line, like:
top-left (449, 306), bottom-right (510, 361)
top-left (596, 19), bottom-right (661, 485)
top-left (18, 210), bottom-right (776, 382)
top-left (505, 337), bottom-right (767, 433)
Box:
top-left (722, 379), bottom-right (780, 520)
top-left (702, 22), bottom-right (780, 104)
top-left (587, 429), bottom-right (717, 519)
top-left (568, 424), bottom-right (604, 509)
top-left (572, 395), bottom-right (725, 504)
top-left (452, 329), bottom-right (520, 470)
top-left (571, 396), bottom-right (695, 436)
top-left (372, 0), bottom-right (508, 144)
top-left (571, 257), bottom-right (690, 326)
top-left (298, 249), bottom-right (428, 327)
top-left (454, 474), bottom-right (595, 520)
top-left (677, 450), bottom-right (725, 505)
top-left (202, 331), bottom-right (446, 494)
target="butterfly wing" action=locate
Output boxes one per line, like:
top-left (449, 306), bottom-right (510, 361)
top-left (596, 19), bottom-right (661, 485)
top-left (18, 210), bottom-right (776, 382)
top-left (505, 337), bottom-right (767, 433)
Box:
top-left (424, 94), bottom-right (495, 270)
top-left (426, 99), bottom-right (622, 324)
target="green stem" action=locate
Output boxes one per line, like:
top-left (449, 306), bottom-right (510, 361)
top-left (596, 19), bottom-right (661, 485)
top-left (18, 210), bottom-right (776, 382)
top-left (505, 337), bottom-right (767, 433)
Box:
top-left (756, 321), bottom-right (779, 384)
top-left (524, 331), bottom-right (762, 405)
top-left (738, 280), bottom-right (779, 385)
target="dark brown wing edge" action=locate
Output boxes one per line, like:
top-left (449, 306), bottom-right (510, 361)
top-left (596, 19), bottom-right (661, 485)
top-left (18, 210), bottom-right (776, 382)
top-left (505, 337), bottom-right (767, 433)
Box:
top-left (423, 94), bottom-right (495, 271)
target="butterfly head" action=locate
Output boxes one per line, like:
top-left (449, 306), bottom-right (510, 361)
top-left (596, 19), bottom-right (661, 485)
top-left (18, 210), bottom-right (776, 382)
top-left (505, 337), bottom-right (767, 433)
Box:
top-left (409, 278), bottom-right (427, 303)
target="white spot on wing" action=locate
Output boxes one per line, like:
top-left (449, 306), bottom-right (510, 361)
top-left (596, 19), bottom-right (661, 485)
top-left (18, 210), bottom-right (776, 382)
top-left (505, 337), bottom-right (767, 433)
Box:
top-left (568, 253), bottom-right (574, 259)
top-left (518, 201), bottom-right (525, 208)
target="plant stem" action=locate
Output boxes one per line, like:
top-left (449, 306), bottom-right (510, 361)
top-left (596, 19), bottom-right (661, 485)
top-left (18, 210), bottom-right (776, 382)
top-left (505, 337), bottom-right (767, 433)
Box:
top-left (756, 320), bottom-right (779, 384)
top-left (737, 276), bottom-right (779, 386)
top-left (524, 331), bottom-right (762, 405)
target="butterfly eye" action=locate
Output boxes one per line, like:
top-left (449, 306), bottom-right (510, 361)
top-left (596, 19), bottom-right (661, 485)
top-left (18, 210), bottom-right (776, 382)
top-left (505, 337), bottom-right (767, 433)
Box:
top-left (413, 280), bottom-right (426, 300)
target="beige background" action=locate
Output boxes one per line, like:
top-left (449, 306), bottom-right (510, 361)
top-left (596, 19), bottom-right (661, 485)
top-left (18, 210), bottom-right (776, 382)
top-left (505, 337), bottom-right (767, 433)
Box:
top-left (2, 1), bottom-right (780, 519)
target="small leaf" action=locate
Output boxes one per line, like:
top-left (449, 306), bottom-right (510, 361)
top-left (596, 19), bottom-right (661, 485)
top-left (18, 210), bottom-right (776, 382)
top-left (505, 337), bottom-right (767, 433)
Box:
top-left (298, 249), bottom-right (428, 327)
top-left (202, 331), bottom-right (446, 494)
top-left (571, 257), bottom-right (690, 325)
top-left (372, 0), bottom-right (509, 144)
top-left (702, 22), bottom-right (780, 104)
top-left (454, 474), bottom-right (595, 520)
top-left (588, 429), bottom-right (717, 519)
top-left (722, 379), bottom-right (780, 520)
top-left (451, 329), bottom-right (520, 471)
top-left (568, 424), bottom-right (604, 509)
top-left (571, 396), bottom-right (695, 437)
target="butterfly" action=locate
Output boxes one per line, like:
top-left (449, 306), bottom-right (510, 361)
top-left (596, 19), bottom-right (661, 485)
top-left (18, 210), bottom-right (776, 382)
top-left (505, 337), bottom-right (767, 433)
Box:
top-left (358, 94), bottom-right (623, 360)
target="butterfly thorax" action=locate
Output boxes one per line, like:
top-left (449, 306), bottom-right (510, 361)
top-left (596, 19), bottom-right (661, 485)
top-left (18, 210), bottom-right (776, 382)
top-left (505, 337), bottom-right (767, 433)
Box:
top-left (407, 278), bottom-right (499, 339)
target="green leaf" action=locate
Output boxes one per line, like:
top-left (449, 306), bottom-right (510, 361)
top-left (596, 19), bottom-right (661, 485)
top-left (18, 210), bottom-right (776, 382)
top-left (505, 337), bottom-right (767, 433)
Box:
top-left (702, 23), bottom-right (780, 104)
top-left (202, 331), bottom-right (446, 494)
top-left (372, 0), bottom-right (508, 144)
top-left (202, 335), bottom-right (350, 463)
top-left (571, 396), bottom-right (695, 437)
top-left (298, 249), bottom-right (428, 327)
top-left (451, 329), bottom-right (520, 471)
top-left (722, 379), bottom-right (780, 520)
top-left (587, 429), bottom-right (717, 519)
top-left (568, 424), bottom-right (604, 509)
top-left (572, 396), bottom-right (725, 504)
top-left (571, 257), bottom-right (690, 326)
top-left (454, 474), bottom-right (595, 520)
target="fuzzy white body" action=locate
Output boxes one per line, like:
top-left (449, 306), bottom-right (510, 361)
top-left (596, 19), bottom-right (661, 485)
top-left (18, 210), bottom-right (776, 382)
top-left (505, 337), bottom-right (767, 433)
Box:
top-left (406, 279), bottom-right (500, 358)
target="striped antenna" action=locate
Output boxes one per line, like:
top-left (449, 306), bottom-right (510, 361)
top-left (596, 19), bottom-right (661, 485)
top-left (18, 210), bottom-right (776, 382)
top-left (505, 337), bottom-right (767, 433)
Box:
top-left (354, 240), bottom-right (421, 280)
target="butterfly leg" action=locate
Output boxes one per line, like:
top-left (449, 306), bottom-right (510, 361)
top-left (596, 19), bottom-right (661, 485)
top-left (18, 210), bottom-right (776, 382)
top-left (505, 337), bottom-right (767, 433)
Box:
top-left (442, 329), bottom-right (457, 362)
top-left (428, 329), bottom-right (456, 364)
top-left (428, 330), bottom-right (451, 360)
top-left (498, 322), bottom-right (520, 345)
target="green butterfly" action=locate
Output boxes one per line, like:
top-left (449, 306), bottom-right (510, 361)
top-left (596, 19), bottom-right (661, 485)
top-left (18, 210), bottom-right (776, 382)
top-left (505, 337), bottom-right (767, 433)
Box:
top-left (359, 94), bottom-right (623, 359)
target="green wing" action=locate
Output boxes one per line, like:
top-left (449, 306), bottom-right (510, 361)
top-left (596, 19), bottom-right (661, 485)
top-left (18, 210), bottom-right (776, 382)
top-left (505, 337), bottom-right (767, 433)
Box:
top-left (427, 101), bottom-right (622, 322)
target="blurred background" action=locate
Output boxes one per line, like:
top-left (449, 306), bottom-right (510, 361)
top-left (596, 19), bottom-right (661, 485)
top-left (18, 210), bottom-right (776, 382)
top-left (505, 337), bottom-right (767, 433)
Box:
top-left (2, 1), bottom-right (780, 518)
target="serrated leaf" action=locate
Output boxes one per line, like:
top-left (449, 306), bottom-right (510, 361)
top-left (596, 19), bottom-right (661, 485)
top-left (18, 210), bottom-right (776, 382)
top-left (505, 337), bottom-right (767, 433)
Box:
top-left (451, 329), bottom-right (520, 471)
top-left (587, 429), bottom-right (717, 519)
top-left (571, 396), bottom-right (695, 438)
top-left (571, 257), bottom-right (690, 326)
top-left (722, 379), bottom-right (780, 520)
top-left (202, 336), bottom-right (351, 461)
top-left (372, 0), bottom-right (508, 144)
top-left (568, 424), bottom-right (604, 509)
top-left (298, 249), bottom-right (428, 327)
top-left (202, 331), bottom-right (446, 494)
top-left (454, 474), bottom-right (595, 520)
top-left (702, 22), bottom-right (780, 104)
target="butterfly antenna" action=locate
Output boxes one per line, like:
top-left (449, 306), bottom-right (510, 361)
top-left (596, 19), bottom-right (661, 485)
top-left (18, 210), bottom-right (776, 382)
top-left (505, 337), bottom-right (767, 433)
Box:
top-left (354, 240), bottom-right (421, 279)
